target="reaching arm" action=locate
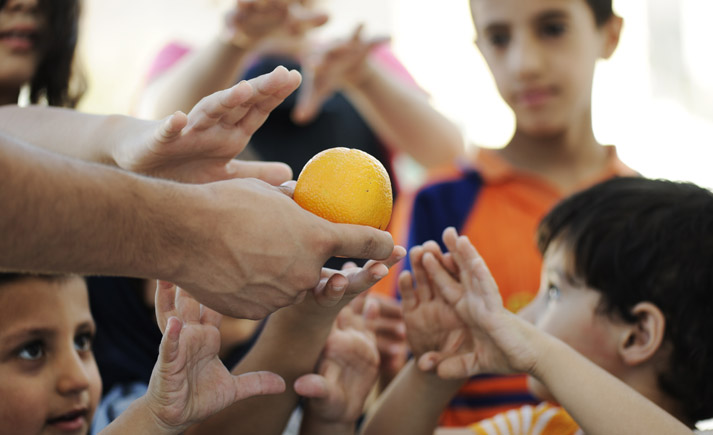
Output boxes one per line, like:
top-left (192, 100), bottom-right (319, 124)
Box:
top-left (186, 248), bottom-right (405, 435)
top-left (0, 66), bottom-right (301, 184)
top-left (135, 0), bottom-right (328, 119)
top-left (425, 227), bottom-right (695, 435)
top-left (294, 26), bottom-right (464, 168)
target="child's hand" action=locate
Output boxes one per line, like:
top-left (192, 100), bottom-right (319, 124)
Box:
top-left (399, 244), bottom-right (474, 373)
top-left (223, 0), bottom-right (328, 48)
top-left (424, 227), bottom-right (538, 379)
top-left (294, 303), bottom-right (380, 432)
top-left (351, 293), bottom-right (408, 387)
top-left (146, 281), bottom-right (286, 432)
top-left (311, 245), bottom-right (406, 308)
top-left (293, 24), bottom-right (389, 123)
top-left (114, 66), bottom-right (300, 185)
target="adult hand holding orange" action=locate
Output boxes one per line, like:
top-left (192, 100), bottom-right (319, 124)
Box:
top-left (294, 147), bottom-right (393, 230)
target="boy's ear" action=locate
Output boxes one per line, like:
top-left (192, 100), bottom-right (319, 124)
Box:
top-left (600, 15), bottom-right (623, 59)
top-left (618, 302), bottom-right (665, 366)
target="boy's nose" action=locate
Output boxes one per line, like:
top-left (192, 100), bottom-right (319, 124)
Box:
top-left (508, 35), bottom-right (544, 80)
top-left (56, 351), bottom-right (91, 395)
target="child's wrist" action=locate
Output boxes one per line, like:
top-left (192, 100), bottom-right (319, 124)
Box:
top-left (344, 60), bottom-right (377, 91)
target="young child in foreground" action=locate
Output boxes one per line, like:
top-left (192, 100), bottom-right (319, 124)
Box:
top-left (358, 177), bottom-right (713, 434)
top-left (0, 274), bottom-right (285, 434)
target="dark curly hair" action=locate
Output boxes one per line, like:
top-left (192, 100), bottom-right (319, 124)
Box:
top-left (1, 0), bottom-right (85, 107)
top-left (537, 177), bottom-right (713, 426)
top-left (585, 0), bottom-right (614, 26)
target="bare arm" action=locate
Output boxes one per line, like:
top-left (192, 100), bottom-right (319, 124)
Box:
top-left (135, 0), bottom-right (328, 119)
top-left (360, 360), bottom-right (463, 435)
top-left (293, 26), bottom-right (465, 168)
top-left (1, 132), bottom-right (394, 319)
top-left (0, 66), bottom-right (302, 184)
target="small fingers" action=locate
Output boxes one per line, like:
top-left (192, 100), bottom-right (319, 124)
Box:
top-left (155, 280), bottom-right (177, 334)
top-left (224, 160), bottom-right (293, 185)
top-left (158, 316), bottom-right (183, 365)
top-left (422, 251), bottom-right (463, 305)
top-left (175, 287), bottom-right (201, 324)
top-left (409, 246), bottom-right (433, 303)
top-left (313, 272), bottom-right (348, 307)
top-left (293, 374), bottom-right (329, 399)
top-left (398, 270), bottom-right (417, 312)
top-left (232, 371), bottom-right (286, 401)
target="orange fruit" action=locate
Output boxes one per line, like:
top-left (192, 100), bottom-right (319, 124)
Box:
top-left (294, 147), bottom-right (393, 230)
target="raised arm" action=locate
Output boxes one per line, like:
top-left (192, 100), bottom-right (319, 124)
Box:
top-left (293, 25), bottom-right (464, 168)
top-left (135, 0), bottom-right (328, 119)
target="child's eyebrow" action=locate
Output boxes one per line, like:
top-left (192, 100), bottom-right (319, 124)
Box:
top-left (0, 327), bottom-right (55, 349)
top-left (534, 9), bottom-right (570, 23)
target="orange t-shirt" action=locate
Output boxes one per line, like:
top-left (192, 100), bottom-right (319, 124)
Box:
top-left (469, 403), bottom-right (582, 435)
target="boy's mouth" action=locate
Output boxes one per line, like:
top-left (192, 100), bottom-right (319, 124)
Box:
top-left (46, 408), bottom-right (88, 432)
top-left (517, 87), bottom-right (556, 108)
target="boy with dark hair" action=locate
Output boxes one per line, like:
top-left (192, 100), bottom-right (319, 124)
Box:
top-left (369, 0), bottom-right (639, 423)
top-left (361, 177), bottom-right (713, 434)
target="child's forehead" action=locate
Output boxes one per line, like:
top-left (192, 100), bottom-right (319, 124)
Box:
top-left (0, 277), bottom-right (92, 333)
top-left (470, 0), bottom-right (591, 24)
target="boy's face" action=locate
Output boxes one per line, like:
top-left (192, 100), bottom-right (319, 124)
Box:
top-left (470, 0), bottom-right (614, 136)
top-left (519, 241), bottom-right (627, 401)
top-left (0, 277), bottom-right (101, 435)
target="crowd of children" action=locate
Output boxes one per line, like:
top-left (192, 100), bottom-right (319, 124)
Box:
top-left (1, 0), bottom-right (712, 433)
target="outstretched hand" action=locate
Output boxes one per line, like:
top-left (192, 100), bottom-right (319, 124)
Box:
top-left (293, 24), bottom-right (389, 123)
top-left (422, 227), bottom-right (538, 379)
top-left (114, 66), bottom-right (301, 184)
top-left (145, 281), bottom-right (285, 433)
top-left (294, 302), bottom-right (380, 432)
top-left (399, 242), bottom-right (474, 374)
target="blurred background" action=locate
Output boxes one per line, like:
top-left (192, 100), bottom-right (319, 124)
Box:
top-left (77, 0), bottom-right (713, 190)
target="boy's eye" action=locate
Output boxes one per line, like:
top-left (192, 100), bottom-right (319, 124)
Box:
top-left (74, 333), bottom-right (93, 352)
top-left (539, 21), bottom-right (566, 38)
top-left (546, 284), bottom-right (561, 302)
top-left (18, 341), bottom-right (45, 361)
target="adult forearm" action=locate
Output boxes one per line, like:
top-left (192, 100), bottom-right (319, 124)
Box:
top-left (0, 133), bottom-right (187, 280)
top-left (345, 61), bottom-right (464, 168)
top-left (533, 334), bottom-right (692, 434)
top-left (136, 38), bottom-right (253, 119)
